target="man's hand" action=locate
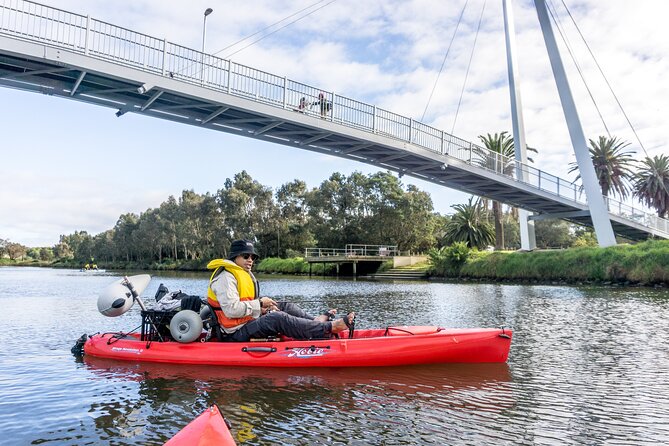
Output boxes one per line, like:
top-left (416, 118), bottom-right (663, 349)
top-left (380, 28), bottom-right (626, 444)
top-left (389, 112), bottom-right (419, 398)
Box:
top-left (259, 297), bottom-right (278, 314)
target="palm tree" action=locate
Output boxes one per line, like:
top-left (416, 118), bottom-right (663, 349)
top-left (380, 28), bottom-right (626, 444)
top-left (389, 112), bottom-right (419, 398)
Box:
top-left (633, 154), bottom-right (669, 218)
top-left (568, 136), bottom-right (636, 200)
top-left (476, 132), bottom-right (536, 250)
top-left (444, 197), bottom-right (494, 249)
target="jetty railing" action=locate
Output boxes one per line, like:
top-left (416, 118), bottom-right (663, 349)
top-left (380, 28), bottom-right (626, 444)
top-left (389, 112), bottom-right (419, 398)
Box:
top-left (305, 245), bottom-right (399, 258)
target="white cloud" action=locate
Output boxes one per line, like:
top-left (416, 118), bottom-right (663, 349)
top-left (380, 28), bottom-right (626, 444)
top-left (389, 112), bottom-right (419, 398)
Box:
top-left (0, 169), bottom-right (168, 246)
top-left (2, 0), bottom-right (667, 246)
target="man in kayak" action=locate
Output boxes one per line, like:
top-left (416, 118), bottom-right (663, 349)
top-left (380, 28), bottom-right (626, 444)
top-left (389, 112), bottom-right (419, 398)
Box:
top-left (207, 240), bottom-right (354, 341)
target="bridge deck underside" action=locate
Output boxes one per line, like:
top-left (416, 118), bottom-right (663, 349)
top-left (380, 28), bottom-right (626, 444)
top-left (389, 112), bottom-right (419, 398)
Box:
top-left (0, 48), bottom-right (661, 241)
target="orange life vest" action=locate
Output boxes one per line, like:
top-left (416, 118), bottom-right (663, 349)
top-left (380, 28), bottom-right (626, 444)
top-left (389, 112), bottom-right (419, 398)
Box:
top-left (206, 259), bottom-right (259, 329)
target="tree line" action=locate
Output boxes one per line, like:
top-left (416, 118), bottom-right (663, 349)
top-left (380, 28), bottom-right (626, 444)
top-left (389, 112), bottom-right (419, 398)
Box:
top-left (47, 170), bottom-right (443, 265)
top-left (3, 133), bottom-right (666, 266)
top-left (3, 171), bottom-right (594, 267)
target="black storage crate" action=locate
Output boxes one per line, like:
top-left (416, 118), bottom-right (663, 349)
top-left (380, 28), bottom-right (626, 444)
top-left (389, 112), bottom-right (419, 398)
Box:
top-left (141, 310), bottom-right (178, 342)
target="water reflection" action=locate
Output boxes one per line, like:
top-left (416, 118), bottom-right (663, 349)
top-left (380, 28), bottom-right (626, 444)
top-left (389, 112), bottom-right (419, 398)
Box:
top-left (82, 358), bottom-right (514, 444)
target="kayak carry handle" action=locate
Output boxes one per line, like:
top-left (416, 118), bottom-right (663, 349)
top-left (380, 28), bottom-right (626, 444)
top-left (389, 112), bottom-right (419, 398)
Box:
top-left (242, 346), bottom-right (277, 353)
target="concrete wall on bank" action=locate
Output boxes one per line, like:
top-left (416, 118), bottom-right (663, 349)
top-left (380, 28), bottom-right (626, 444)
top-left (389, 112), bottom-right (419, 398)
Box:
top-left (393, 256), bottom-right (428, 267)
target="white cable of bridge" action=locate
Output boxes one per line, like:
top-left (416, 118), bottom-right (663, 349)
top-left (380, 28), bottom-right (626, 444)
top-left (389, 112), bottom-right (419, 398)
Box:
top-left (451, 0), bottom-right (487, 135)
top-left (546, 0), bottom-right (611, 139)
top-left (421, 0), bottom-right (469, 122)
top-left (220, 0), bottom-right (338, 60)
top-left (178, 0), bottom-right (337, 78)
top-left (557, 0), bottom-right (649, 158)
top-left (214, 0), bottom-right (333, 57)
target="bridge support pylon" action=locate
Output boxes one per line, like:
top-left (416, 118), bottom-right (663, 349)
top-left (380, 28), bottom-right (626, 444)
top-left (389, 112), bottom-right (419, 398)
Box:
top-left (503, 0), bottom-right (536, 250)
top-left (534, 0), bottom-right (616, 247)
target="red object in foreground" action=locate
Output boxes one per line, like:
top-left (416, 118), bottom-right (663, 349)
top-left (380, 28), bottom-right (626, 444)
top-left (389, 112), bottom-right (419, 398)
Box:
top-left (164, 405), bottom-right (236, 446)
top-left (84, 326), bottom-right (512, 367)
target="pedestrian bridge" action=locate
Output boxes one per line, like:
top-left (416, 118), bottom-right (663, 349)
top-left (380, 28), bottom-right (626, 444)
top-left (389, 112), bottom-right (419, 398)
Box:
top-left (1, 0), bottom-right (667, 241)
top-left (304, 245), bottom-right (401, 277)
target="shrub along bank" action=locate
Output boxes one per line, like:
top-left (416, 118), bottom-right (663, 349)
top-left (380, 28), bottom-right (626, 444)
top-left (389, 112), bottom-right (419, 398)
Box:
top-left (255, 257), bottom-right (336, 275)
top-left (429, 240), bottom-right (669, 285)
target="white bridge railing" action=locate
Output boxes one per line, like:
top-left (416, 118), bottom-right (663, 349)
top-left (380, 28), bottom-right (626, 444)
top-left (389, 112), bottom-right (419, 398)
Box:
top-left (305, 245), bottom-right (399, 258)
top-left (1, 0), bottom-right (666, 236)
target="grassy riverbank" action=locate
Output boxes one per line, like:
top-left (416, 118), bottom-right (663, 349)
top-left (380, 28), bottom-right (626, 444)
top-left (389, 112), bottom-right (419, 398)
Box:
top-left (5, 240), bottom-right (668, 285)
top-left (3, 257), bottom-right (331, 275)
top-left (430, 240), bottom-right (669, 285)
top-left (0, 258), bottom-right (53, 267)
top-left (255, 257), bottom-right (309, 274)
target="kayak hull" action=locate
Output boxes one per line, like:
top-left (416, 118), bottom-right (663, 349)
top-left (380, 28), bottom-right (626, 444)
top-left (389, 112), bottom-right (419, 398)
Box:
top-left (84, 326), bottom-right (512, 367)
top-left (164, 405), bottom-right (236, 446)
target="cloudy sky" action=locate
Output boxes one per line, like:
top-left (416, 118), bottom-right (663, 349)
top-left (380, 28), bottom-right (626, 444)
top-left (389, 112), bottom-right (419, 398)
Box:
top-left (1, 0), bottom-right (667, 246)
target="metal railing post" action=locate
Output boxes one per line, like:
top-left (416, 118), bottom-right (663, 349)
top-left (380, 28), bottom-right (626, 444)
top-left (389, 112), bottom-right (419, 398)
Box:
top-left (373, 105), bottom-right (377, 133)
top-left (84, 15), bottom-right (91, 55)
top-left (282, 76), bottom-right (287, 109)
top-left (330, 92), bottom-right (335, 121)
top-left (161, 38), bottom-right (167, 76)
top-left (227, 60), bottom-right (232, 94)
top-left (409, 118), bottom-right (413, 143)
top-left (441, 131), bottom-right (445, 154)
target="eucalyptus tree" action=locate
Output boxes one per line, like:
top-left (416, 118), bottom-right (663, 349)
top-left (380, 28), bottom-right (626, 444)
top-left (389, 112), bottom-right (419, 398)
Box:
top-left (217, 171), bottom-right (279, 258)
top-left (198, 192), bottom-right (225, 260)
top-left (633, 154), bottom-right (669, 218)
top-left (134, 208), bottom-right (168, 261)
top-left (306, 172), bottom-right (363, 248)
top-left (60, 230), bottom-right (94, 262)
top-left (380, 183), bottom-right (437, 252)
top-left (568, 136), bottom-right (636, 200)
top-left (113, 213), bottom-right (139, 262)
top-left (5, 242), bottom-right (27, 260)
top-left (443, 197), bottom-right (494, 249)
top-left (159, 196), bottom-right (181, 260)
top-left (53, 240), bottom-right (73, 259)
top-left (276, 179), bottom-right (314, 256)
top-left (305, 171), bottom-right (438, 252)
top-left (176, 190), bottom-right (208, 260)
top-left (534, 220), bottom-right (572, 249)
top-left (39, 247), bottom-right (55, 261)
top-left (365, 171), bottom-right (405, 245)
top-left (92, 230), bottom-right (115, 262)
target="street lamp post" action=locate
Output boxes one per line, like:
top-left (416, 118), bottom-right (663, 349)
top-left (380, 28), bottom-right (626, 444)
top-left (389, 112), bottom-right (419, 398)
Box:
top-left (201, 7), bottom-right (213, 83)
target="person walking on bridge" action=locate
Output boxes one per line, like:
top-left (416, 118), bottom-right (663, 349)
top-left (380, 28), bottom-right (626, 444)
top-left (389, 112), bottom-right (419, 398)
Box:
top-left (313, 92), bottom-right (331, 118)
top-left (207, 239), bottom-right (354, 342)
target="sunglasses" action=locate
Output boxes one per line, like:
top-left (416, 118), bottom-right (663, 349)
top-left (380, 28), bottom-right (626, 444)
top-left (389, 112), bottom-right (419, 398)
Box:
top-left (240, 253), bottom-right (257, 260)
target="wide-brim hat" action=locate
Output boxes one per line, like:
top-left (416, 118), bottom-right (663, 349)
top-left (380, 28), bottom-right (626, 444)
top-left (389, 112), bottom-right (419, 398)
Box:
top-left (228, 239), bottom-right (259, 260)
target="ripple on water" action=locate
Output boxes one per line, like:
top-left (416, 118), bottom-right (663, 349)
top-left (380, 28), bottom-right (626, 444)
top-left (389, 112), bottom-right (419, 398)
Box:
top-left (2, 268), bottom-right (669, 445)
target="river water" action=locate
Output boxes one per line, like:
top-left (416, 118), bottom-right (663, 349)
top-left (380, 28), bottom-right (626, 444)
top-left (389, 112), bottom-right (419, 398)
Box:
top-left (0, 266), bottom-right (668, 445)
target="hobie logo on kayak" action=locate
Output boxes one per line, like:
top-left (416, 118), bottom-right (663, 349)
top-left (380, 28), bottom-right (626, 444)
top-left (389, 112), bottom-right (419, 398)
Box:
top-left (285, 347), bottom-right (328, 358)
top-left (111, 347), bottom-right (143, 355)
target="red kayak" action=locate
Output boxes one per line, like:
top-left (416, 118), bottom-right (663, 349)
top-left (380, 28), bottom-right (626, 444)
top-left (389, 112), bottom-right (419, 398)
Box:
top-left (164, 405), bottom-right (236, 446)
top-left (83, 326), bottom-right (512, 367)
